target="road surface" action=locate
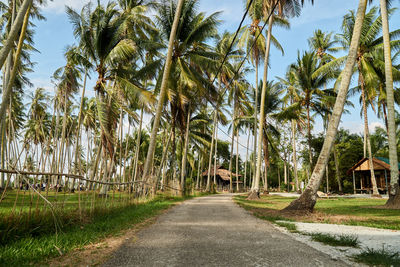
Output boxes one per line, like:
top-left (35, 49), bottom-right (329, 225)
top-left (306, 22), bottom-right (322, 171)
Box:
top-left (104, 194), bottom-right (347, 266)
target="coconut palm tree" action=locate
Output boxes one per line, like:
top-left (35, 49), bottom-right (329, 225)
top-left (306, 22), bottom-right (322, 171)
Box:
top-left (144, 0), bottom-right (220, 193)
top-left (228, 69), bottom-right (251, 192)
top-left (205, 32), bottom-right (241, 192)
top-left (52, 48), bottom-right (82, 176)
top-left (258, 80), bottom-right (283, 192)
top-left (250, 0), bottom-right (303, 199)
top-left (377, 0), bottom-right (400, 204)
top-left (284, 0), bottom-right (368, 211)
top-left (290, 51), bottom-right (332, 174)
top-left (324, 7), bottom-right (400, 196)
top-left (239, 0), bottom-right (285, 188)
top-left (67, 3), bottom-right (153, 193)
top-left (141, 0), bottom-right (186, 183)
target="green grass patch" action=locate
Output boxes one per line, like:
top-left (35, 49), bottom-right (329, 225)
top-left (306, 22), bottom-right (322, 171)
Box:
top-left (352, 247), bottom-right (400, 266)
top-left (309, 232), bottom-right (359, 247)
top-left (276, 221), bottom-right (297, 232)
top-left (233, 195), bottom-right (400, 230)
top-left (0, 195), bottom-right (186, 266)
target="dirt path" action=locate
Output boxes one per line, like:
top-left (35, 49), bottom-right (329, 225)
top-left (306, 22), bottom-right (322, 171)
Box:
top-left (103, 194), bottom-right (347, 266)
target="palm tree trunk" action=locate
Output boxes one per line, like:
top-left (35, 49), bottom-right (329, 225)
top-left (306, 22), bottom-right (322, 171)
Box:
top-left (306, 104), bottom-right (313, 171)
top-left (236, 130), bottom-right (239, 192)
top-left (284, 0), bottom-right (368, 211)
top-left (244, 127), bottom-right (250, 191)
top-left (249, 14), bottom-right (274, 199)
top-left (159, 128), bottom-right (172, 190)
top-left (170, 112), bottom-right (178, 194)
top-left (291, 120), bottom-right (299, 192)
top-left (228, 125), bottom-right (235, 193)
top-left (360, 79), bottom-right (379, 196)
top-left (179, 110), bottom-right (191, 196)
top-left (363, 126), bottom-right (367, 158)
top-left (0, 0), bottom-right (32, 70)
top-left (133, 106), bottom-right (144, 183)
top-left (252, 63), bottom-right (259, 190)
top-left (143, 0), bottom-right (185, 180)
top-left (119, 109), bottom-right (124, 189)
top-left (262, 129), bottom-right (269, 193)
top-left (0, 0), bottom-right (15, 189)
top-left (206, 111), bottom-right (217, 192)
top-left (72, 69), bottom-right (87, 188)
top-left (325, 165), bottom-right (329, 193)
top-left (0, 3), bottom-right (31, 125)
top-left (58, 92), bottom-right (68, 183)
top-left (333, 144), bottom-right (342, 193)
top-left (213, 121), bottom-right (218, 186)
top-left (382, 103), bottom-right (389, 133)
top-left (380, 0), bottom-right (400, 206)
top-left (196, 154), bottom-right (201, 190)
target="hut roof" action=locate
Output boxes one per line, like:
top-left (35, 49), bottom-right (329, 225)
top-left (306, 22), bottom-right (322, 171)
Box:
top-left (201, 165), bottom-right (241, 181)
top-left (346, 157), bottom-right (400, 175)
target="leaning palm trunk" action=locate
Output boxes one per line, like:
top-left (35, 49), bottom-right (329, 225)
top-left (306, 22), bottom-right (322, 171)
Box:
top-left (143, 0), bottom-right (185, 180)
top-left (0, 3), bottom-right (31, 125)
top-left (179, 110), bottom-right (191, 196)
top-left (360, 77), bottom-right (379, 196)
top-left (284, 0), bottom-right (367, 211)
top-left (0, 0), bottom-right (16, 189)
top-left (380, 0), bottom-right (400, 207)
top-left (249, 14), bottom-right (273, 199)
top-left (0, 4), bottom-right (30, 188)
top-left (0, 0), bottom-right (32, 70)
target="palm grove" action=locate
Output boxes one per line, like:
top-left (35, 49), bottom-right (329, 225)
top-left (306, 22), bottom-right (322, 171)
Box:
top-left (0, 0), bottom-right (400, 212)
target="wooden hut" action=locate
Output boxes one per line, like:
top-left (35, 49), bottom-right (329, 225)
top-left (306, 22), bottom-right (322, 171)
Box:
top-left (201, 165), bottom-right (242, 191)
top-left (347, 157), bottom-right (400, 194)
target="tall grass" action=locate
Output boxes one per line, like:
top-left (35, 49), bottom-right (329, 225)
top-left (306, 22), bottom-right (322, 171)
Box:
top-left (0, 195), bottom-right (185, 265)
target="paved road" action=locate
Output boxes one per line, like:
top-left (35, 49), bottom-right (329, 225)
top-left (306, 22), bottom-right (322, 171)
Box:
top-left (104, 194), bottom-right (347, 266)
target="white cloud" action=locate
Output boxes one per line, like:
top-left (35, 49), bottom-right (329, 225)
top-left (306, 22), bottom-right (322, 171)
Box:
top-left (29, 77), bottom-right (55, 93)
top-left (370, 121), bottom-right (385, 132)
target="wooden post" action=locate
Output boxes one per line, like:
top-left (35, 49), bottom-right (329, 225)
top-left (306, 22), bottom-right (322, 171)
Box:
top-left (353, 170), bottom-right (356, 194)
top-left (384, 169), bottom-right (388, 194)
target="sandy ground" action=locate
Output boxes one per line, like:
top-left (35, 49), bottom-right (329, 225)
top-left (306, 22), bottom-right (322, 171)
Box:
top-left (278, 222), bottom-right (400, 256)
top-left (103, 194), bottom-right (347, 266)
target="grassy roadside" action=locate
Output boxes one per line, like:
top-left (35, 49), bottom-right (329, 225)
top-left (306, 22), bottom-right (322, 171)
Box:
top-left (0, 193), bottom-right (207, 266)
top-left (234, 195), bottom-right (400, 230)
top-left (235, 194), bottom-right (400, 266)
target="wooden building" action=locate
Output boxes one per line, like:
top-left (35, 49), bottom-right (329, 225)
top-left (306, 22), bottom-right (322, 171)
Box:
top-left (201, 165), bottom-right (242, 191)
top-left (347, 157), bottom-right (400, 194)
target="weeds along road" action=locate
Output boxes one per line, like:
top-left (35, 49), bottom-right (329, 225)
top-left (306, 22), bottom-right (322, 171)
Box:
top-left (103, 194), bottom-right (347, 267)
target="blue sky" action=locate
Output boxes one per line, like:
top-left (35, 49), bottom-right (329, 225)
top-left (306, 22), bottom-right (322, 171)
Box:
top-left (27, 0), bottom-right (400, 156)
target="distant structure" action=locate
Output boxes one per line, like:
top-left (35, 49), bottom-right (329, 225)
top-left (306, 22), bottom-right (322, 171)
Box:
top-left (347, 157), bottom-right (400, 194)
top-left (201, 165), bottom-right (242, 191)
